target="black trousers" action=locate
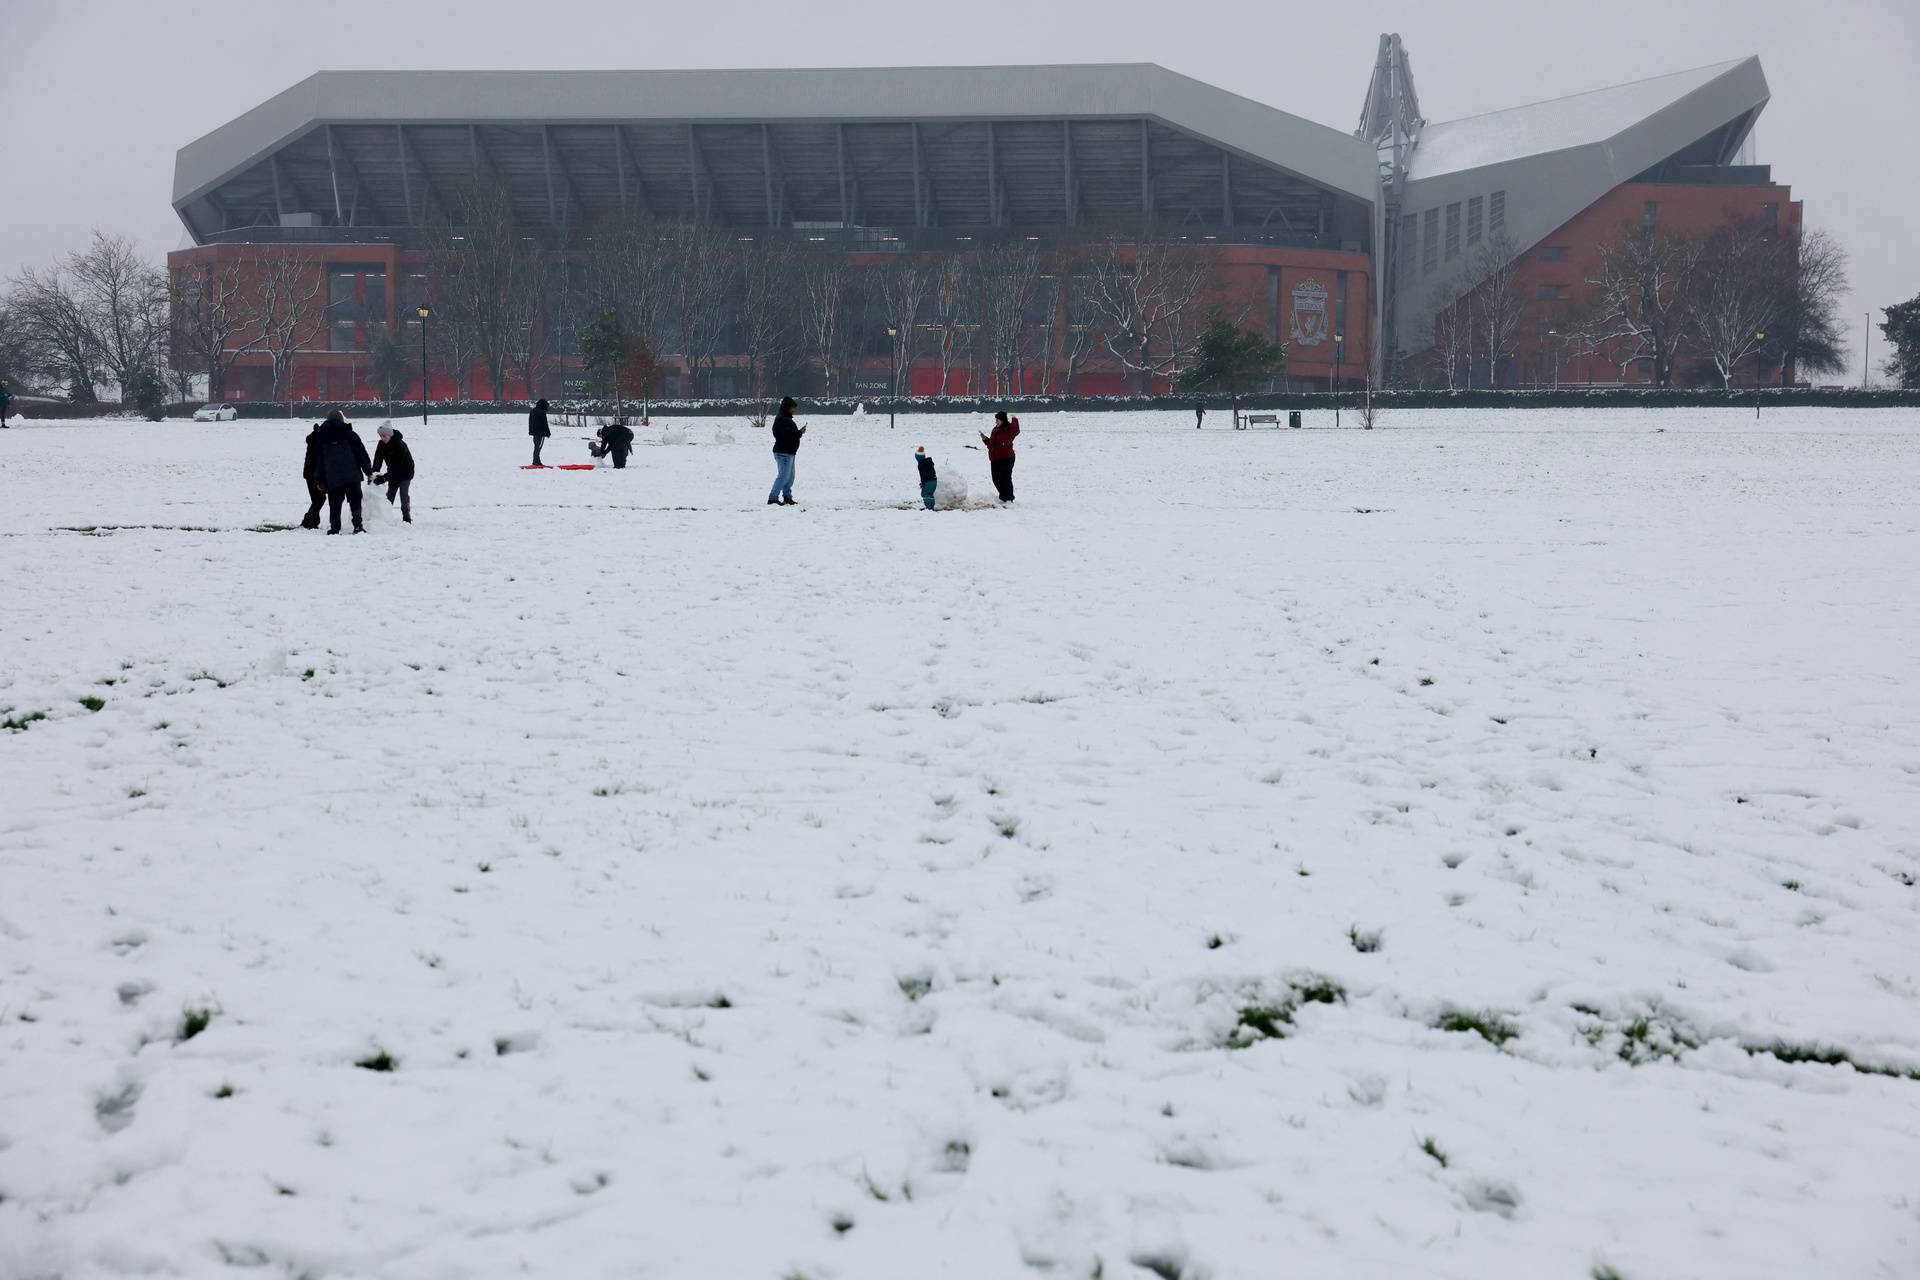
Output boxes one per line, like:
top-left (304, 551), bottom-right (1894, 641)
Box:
top-left (532, 435), bottom-right (546, 465)
top-left (610, 446), bottom-right (629, 469)
top-left (384, 477), bottom-right (412, 519)
top-left (326, 482), bottom-right (365, 533)
top-left (302, 483), bottom-right (326, 528)
top-left (990, 455), bottom-right (1016, 501)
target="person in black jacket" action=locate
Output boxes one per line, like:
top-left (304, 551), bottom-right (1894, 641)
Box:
top-left (311, 410), bottom-right (374, 534)
top-left (768, 395), bottom-right (805, 505)
top-left (529, 398), bottom-right (551, 466)
top-left (590, 423), bottom-right (635, 469)
top-left (299, 422), bottom-right (329, 528)
top-left (914, 446), bottom-right (937, 510)
top-left (0, 378), bottom-right (13, 428)
top-left (371, 424), bottom-right (416, 522)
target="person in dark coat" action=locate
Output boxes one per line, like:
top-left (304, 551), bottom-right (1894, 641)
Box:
top-left (981, 410), bottom-right (1020, 502)
top-left (768, 395), bottom-right (805, 506)
top-left (1194, 400), bottom-right (1205, 429)
top-left (300, 421), bottom-right (328, 528)
top-left (371, 424), bottom-right (416, 522)
top-left (0, 378), bottom-right (13, 428)
top-left (591, 423), bottom-right (635, 469)
top-left (914, 446), bottom-right (937, 510)
top-left (529, 398), bottom-right (551, 466)
top-left (312, 409), bottom-right (374, 534)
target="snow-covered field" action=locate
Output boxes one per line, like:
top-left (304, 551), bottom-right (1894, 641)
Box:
top-left (2, 407), bottom-right (1918, 1280)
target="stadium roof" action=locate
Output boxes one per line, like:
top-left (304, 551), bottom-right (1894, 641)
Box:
top-left (171, 64), bottom-right (1381, 244)
top-left (1408, 57), bottom-right (1764, 181)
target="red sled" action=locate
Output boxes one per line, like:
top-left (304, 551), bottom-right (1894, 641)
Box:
top-left (520, 464), bottom-right (596, 470)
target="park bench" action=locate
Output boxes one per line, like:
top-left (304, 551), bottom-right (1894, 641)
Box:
top-left (1243, 413), bottom-right (1280, 428)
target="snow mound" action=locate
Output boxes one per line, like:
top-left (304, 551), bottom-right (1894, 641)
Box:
top-left (713, 426), bottom-right (736, 445)
top-left (933, 470), bottom-right (969, 510)
top-left (659, 426), bottom-right (690, 446)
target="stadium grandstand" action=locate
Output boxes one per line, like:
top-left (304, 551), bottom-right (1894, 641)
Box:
top-left (168, 37), bottom-right (1796, 403)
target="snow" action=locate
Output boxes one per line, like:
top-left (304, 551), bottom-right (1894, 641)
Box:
top-left (2, 407), bottom-right (1918, 1279)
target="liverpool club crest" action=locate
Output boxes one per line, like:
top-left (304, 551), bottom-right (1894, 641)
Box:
top-left (1289, 279), bottom-right (1329, 348)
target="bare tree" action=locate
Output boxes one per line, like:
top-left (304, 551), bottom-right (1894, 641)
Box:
top-left (800, 253), bottom-right (847, 395)
top-left (1685, 218), bottom-right (1786, 388)
top-left (733, 235), bottom-right (797, 402)
top-left (1428, 273), bottom-right (1472, 389)
top-left (876, 257), bottom-right (932, 396)
top-left (239, 250), bottom-right (326, 403)
top-left (1050, 247), bottom-right (1103, 394)
top-left (170, 259), bottom-right (249, 402)
top-left (928, 252), bottom-right (976, 396)
top-left (10, 264), bottom-right (101, 399)
top-left (1577, 222), bottom-right (1702, 386)
top-left (1467, 231), bottom-right (1523, 388)
top-left (667, 222), bottom-right (730, 396)
top-left (429, 183), bottom-right (544, 401)
top-left (1088, 233), bottom-right (1210, 393)
top-left (1769, 226), bottom-right (1850, 381)
top-left (976, 239), bottom-right (1043, 394)
top-left (64, 231), bottom-right (169, 399)
top-left (0, 296), bottom-right (49, 392)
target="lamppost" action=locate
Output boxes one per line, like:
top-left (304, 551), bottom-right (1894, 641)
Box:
top-left (418, 305), bottom-right (431, 424)
top-left (1546, 328), bottom-right (1561, 389)
top-left (1863, 311), bottom-right (1871, 389)
top-left (886, 325), bottom-right (898, 430)
top-left (1753, 330), bottom-right (1766, 418)
top-left (1333, 332), bottom-right (1344, 428)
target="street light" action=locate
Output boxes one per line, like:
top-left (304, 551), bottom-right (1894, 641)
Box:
top-left (418, 305), bottom-right (431, 424)
top-left (1333, 332), bottom-right (1344, 428)
top-left (886, 325), bottom-right (898, 430)
top-left (1546, 328), bottom-right (1561, 389)
top-left (1753, 330), bottom-right (1766, 418)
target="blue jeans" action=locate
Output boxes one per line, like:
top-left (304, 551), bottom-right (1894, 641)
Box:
top-left (921, 479), bottom-right (937, 509)
top-left (770, 452), bottom-right (796, 501)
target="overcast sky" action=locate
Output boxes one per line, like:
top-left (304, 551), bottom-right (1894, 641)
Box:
top-left (4, 0), bottom-right (1915, 381)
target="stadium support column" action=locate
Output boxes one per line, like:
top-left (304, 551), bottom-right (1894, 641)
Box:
top-left (1140, 119), bottom-right (1153, 223)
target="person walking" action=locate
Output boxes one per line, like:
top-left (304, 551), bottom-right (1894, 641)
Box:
top-left (915, 446), bottom-right (937, 510)
top-left (529, 397), bottom-right (551, 466)
top-left (371, 424), bottom-right (416, 523)
top-left (768, 395), bottom-right (805, 506)
top-left (1194, 400), bottom-right (1205, 429)
top-left (981, 410), bottom-right (1020, 503)
top-left (313, 409), bottom-right (374, 534)
top-left (300, 419), bottom-right (328, 529)
top-left (0, 378), bottom-right (13, 428)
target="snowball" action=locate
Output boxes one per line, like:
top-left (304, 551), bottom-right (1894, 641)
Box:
top-left (660, 426), bottom-right (689, 446)
top-left (933, 470), bottom-right (968, 510)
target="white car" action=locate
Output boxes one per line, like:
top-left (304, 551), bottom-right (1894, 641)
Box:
top-left (192, 404), bottom-right (238, 422)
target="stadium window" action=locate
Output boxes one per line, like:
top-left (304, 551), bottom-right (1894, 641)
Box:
top-left (1643, 200), bottom-right (1660, 228)
top-left (1539, 246), bottom-right (1569, 262)
top-left (1536, 284), bottom-right (1567, 301)
top-left (1764, 202), bottom-right (1779, 232)
top-left (1422, 208), bottom-right (1439, 274)
top-left (1445, 203), bottom-right (1462, 260)
top-left (1336, 271), bottom-right (1349, 339)
top-left (1489, 191), bottom-right (1506, 236)
top-left (1467, 196), bottom-right (1483, 247)
top-left (1267, 266), bottom-right (1281, 341)
top-left (1399, 214), bottom-right (1416, 281)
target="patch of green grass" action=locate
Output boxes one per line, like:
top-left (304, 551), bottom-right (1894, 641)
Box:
top-left (3, 710), bottom-right (48, 733)
top-left (829, 1212), bottom-right (855, 1235)
top-left (1434, 1009), bottom-right (1519, 1048)
top-left (1205, 934), bottom-right (1225, 950)
top-left (707, 993), bottom-right (733, 1009)
top-left (247, 523), bottom-right (296, 533)
top-left (1592, 1266), bottom-right (1626, 1280)
top-left (1293, 978), bottom-right (1346, 1006)
top-left (177, 1007), bottom-right (214, 1042)
top-left (211, 1082), bottom-right (235, 1099)
top-left (1230, 1003), bottom-right (1293, 1046)
top-left (1780, 879), bottom-right (1802, 891)
top-left (354, 1049), bottom-right (398, 1073)
top-left (301, 668), bottom-right (316, 680)
top-left (127, 786), bottom-right (146, 798)
top-left (1490, 715), bottom-right (1508, 725)
top-left (1419, 1136), bottom-right (1448, 1168)
top-left (79, 695), bottom-right (106, 712)
top-left (1348, 926), bottom-right (1382, 954)
top-left (1746, 1040), bottom-right (1920, 1081)
top-left (1418, 676), bottom-right (1434, 687)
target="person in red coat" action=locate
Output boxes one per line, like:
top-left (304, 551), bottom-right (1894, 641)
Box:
top-left (981, 411), bottom-right (1020, 502)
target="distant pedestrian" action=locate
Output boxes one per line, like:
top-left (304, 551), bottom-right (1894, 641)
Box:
top-left (1194, 400), bottom-right (1205, 429)
top-left (981, 410), bottom-right (1020, 503)
top-left (915, 446), bottom-right (937, 510)
top-left (529, 397), bottom-right (551, 466)
top-left (371, 424), bottom-right (416, 523)
top-left (591, 423), bottom-right (635, 469)
top-left (768, 395), bottom-right (805, 506)
top-left (312, 409), bottom-right (374, 534)
top-left (300, 419), bottom-right (328, 529)
top-left (0, 378), bottom-right (13, 428)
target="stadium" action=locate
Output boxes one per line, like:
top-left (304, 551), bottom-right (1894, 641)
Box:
top-left (167, 36), bottom-right (1795, 403)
